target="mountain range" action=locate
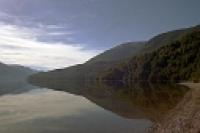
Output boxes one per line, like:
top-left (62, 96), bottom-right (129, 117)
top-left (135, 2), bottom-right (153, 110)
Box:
top-left (99, 25), bottom-right (200, 82)
top-left (29, 42), bottom-right (146, 82)
top-left (0, 63), bottom-right (36, 84)
top-left (29, 25), bottom-right (200, 83)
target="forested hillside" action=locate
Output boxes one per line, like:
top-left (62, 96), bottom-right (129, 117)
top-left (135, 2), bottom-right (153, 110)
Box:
top-left (29, 25), bottom-right (200, 83)
top-left (29, 42), bottom-right (146, 82)
top-left (86, 42), bottom-right (145, 65)
top-left (99, 26), bottom-right (200, 82)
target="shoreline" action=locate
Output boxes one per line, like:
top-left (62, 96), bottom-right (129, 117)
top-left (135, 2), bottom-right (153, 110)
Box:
top-left (149, 83), bottom-right (200, 133)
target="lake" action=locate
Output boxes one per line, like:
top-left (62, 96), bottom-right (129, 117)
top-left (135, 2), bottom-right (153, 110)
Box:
top-left (0, 81), bottom-right (189, 133)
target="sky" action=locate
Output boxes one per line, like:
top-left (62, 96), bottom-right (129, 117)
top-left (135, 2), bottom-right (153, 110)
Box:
top-left (0, 0), bottom-right (199, 70)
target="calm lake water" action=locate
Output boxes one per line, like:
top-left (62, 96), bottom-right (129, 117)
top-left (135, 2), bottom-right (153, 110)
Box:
top-left (0, 81), bottom-right (189, 133)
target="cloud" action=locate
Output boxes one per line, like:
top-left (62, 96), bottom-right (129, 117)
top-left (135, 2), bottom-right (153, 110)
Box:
top-left (44, 24), bottom-right (65, 29)
top-left (0, 22), bottom-right (100, 70)
top-left (47, 32), bottom-right (72, 36)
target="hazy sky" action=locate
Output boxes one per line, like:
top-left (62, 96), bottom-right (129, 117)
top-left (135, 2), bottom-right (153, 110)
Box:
top-left (0, 0), bottom-right (199, 69)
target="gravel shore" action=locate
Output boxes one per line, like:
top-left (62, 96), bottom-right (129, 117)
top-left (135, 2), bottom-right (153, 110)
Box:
top-left (150, 83), bottom-right (200, 133)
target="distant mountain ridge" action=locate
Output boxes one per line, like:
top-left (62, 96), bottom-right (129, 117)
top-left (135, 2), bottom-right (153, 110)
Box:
top-left (29, 42), bottom-right (146, 81)
top-left (0, 62), bottom-right (36, 83)
top-left (29, 24), bottom-right (200, 83)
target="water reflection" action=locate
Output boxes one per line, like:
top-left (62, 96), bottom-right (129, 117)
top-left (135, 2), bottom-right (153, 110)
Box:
top-left (0, 83), bottom-right (151, 133)
top-left (0, 80), bottom-right (190, 133)
top-left (31, 80), bottom-right (189, 122)
top-left (0, 81), bottom-right (37, 95)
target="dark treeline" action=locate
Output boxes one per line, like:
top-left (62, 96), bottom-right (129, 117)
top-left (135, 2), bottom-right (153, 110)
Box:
top-left (99, 26), bottom-right (200, 82)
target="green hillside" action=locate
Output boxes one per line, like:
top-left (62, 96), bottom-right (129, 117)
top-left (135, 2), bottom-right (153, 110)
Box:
top-left (86, 42), bottom-right (145, 65)
top-left (29, 25), bottom-right (200, 83)
top-left (99, 25), bottom-right (200, 82)
top-left (142, 25), bottom-right (200, 53)
top-left (29, 42), bottom-right (146, 82)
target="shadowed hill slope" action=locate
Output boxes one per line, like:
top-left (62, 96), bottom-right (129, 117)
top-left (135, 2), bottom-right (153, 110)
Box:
top-left (99, 25), bottom-right (200, 82)
top-left (29, 25), bottom-right (200, 83)
top-left (29, 42), bottom-right (146, 81)
top-left (0, 63), bottom-right (36, 83)
top-left (86, 42), bottom-right (145, 65)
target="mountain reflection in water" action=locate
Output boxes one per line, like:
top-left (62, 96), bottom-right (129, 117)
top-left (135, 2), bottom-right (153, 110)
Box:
top-left (31, 80), bottom-right (189, 122)
top-left (0, 81), bottom-right (155, 133)
top-left (0, 81), bottom-right (37, 96)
